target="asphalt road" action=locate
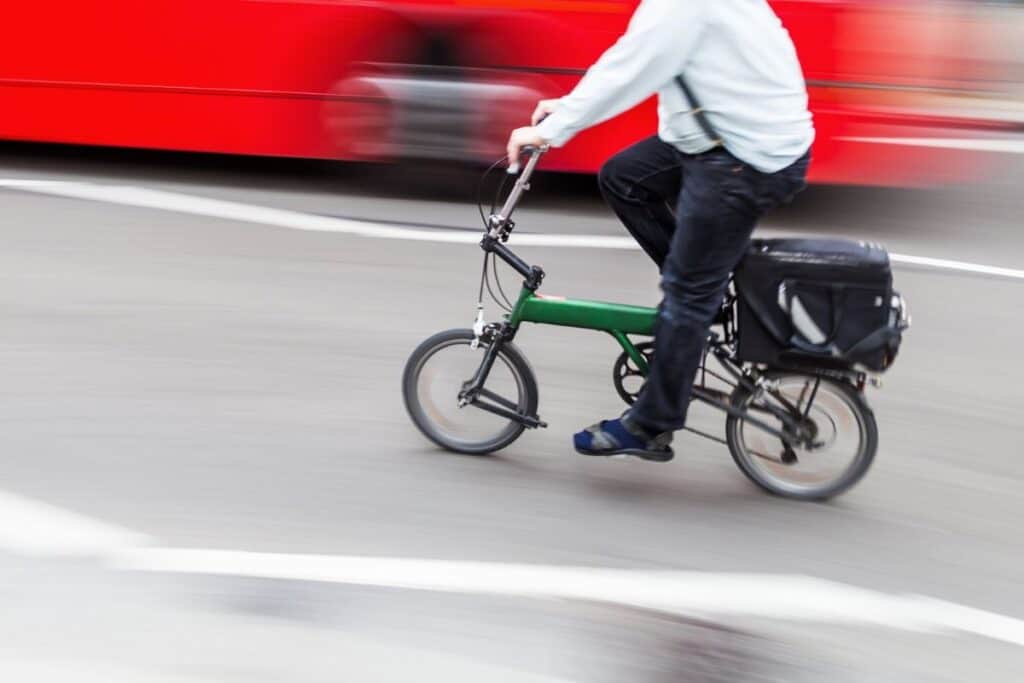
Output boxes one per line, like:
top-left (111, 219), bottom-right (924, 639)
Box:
top-left (0, 144), bottom-right (1021, 682)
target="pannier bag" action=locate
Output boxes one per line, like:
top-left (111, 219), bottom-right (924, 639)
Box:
top-left (734, 238), bottom-right (908, 372)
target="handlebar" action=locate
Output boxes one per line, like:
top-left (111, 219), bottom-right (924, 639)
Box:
top-left (479, 144), bottom-right (548, 291)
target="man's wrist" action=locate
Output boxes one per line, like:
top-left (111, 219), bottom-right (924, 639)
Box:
top-left (534, 113), bottom-right (572, 148)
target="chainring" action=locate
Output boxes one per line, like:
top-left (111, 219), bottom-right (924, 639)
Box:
top-left (612, 342), bottom-right (655, 405)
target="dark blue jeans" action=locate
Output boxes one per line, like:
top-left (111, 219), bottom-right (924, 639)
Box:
top-left (598, 136), bottom-right (810, 434)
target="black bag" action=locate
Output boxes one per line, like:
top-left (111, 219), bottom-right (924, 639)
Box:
top-left (734, 238), bottom-right (907, 372)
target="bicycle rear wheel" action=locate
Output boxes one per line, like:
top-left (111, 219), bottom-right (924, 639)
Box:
top-left (725, 372), bottom-right (877, 501)
top-left (403, 328), bottom-right (538, 455)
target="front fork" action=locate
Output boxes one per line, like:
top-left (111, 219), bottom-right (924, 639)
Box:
top-left (458, 322), bottom-right (547, 429)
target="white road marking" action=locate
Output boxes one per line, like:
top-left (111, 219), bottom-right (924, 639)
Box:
top-left (0, 488), bottom-right (1022, 648)
top-left (840, 137), bottom-right (1024, 154)
top-left (0, 175), bottom-right (1019, 651)
top-left (886, 253), bottom-right (1024, 280)
top-left (2, 178), bottom-right (1023, 280)
top-left (111, 547), bottom-right (1024, 647)
top-left (0, 490), bottom-right (151, 557)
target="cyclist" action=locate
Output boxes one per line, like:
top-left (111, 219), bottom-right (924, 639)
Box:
top-left (507, 0), bottom-right (813, 462)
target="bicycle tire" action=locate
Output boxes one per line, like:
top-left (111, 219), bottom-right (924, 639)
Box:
top-left (725, 371), bottom-right (878, 501)
top-left (402, 328), bottom-right (539, 455)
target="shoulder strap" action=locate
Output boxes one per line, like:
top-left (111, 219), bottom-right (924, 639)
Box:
top-left (674, 75), bottom-right (722, 148)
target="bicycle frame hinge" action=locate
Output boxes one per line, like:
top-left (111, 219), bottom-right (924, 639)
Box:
top-left (524, 265), bottom-right (545, 291)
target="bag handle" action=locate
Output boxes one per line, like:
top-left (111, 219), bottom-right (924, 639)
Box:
top-left (781, 282), bottom-right (845, 354)
top-left (674, 76), bottom-right (722, 148)
top-left (784, 286), bottom-right (902, 359)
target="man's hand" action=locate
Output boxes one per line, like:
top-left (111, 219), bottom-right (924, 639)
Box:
top-left (506, 126), bottom-right (548, 165)
top-left (531, 99), bottom-right (560, 125)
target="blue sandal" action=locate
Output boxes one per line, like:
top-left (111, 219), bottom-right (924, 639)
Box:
top-left (573, 414), bottom-right (674, 462)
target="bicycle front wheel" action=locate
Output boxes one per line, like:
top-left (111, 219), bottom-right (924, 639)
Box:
top-left (725, 372), bottom-right (877, 501)
top-left (402, 329), bottom-right (538, 455)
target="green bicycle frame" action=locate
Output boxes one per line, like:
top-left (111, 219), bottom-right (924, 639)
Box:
top-left (508, 286), bottom-right (657, 375)
top-left (481, 147), bottom-right (659, 375)
top-left (498, 283), bottom-right (809, 445)
top-left (463, 146), bottom-right (824, 446)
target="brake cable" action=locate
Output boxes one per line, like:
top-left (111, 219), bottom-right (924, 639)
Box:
top-left (472, 156), bottom-right (519, 347)
top-left (490, 252), bottom-right (514, 310)
top-left (477, 156), bottom-right (509, 229)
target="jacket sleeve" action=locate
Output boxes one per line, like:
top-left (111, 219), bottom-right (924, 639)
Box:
top-left (535, 0), bottom-right (707, 147)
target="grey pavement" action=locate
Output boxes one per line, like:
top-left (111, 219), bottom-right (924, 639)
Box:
top-left (0, 145), bottom-right (1021, 681)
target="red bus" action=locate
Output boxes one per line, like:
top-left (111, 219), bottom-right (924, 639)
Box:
top-left (1, 1), bottom-right (1019, 186)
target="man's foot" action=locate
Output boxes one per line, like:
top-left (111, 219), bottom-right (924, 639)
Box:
top-left (573, 414), bottom-right (674, 462)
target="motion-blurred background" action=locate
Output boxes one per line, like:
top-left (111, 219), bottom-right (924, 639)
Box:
top-left (0, 1), bottom-right (1022, 682)
top-left (2, 0), bottom-right (1022, 185)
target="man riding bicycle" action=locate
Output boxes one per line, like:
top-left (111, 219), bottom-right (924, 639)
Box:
top-left (506, 0), bottom-right (814, 462)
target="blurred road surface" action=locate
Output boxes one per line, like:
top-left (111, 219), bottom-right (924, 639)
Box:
top-left (0, 145), bottom-right (1022, 681)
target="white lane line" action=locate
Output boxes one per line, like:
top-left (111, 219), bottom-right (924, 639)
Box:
top-left (111, 547), bottom-right (1024, 647)
top-left (0, 178), bottom-right (635, 248)
top-left (888, 253), bottom-right (1024, 280)
top-left (0, 490), bottom-right (151, 557)
top-left (2, 178), bottom-right (1023, 281)
top-left (839, 136), bottom-right (1024, 154)
top-left (913, 597), bottom-right (1024, 649)
top-left (1, 488), bottom-right (1023, 648)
